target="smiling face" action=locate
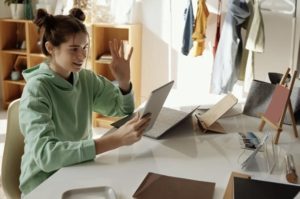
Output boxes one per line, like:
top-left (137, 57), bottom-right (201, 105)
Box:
top-left (46, 32), bottom-right (89, 79)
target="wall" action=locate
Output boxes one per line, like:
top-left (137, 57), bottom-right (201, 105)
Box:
top-left (137, 0), bottom-right (219, 104)
top-left (0, 0), bottom-right (299, 107)
top-left (138, 0), bottom-right (300, 105)
top-left (255, 3), bottom-right (298, 81)
top-left (0, 1), bottom-right (11, 18)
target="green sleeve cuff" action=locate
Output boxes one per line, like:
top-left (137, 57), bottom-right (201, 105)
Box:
top-left (119, 82), bottom-right (132, 95)
top-left (81, 139), bottom-right (96, 161)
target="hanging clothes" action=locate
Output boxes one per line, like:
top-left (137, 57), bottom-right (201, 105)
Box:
top-left (210, 0), bottom-right (250, 94)
top-left (242, 0), bottom-right (265, 92)
top-left (182, 0), bottom-right (195, 55)
top-left (213, 0), bottom-right (222, 57)
top-left (192, 0), bottom-right (209, 56)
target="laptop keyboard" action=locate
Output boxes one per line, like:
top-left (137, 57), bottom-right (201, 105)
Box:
top-left (144, 107), bottom-right (192, 138)
top-left (111, 107), bottom-right (194, 139)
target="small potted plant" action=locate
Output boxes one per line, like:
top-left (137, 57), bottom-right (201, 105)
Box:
top-left (4, 0), bottom-right (25, 19)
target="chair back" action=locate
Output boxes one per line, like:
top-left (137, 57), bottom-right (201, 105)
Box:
top-left (1, 99), bottom-right (24, 199)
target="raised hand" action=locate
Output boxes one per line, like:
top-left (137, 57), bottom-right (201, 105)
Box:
top-left (109, 39), bottom-right (133, 92)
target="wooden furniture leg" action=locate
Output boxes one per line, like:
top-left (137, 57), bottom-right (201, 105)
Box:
top-left (274, 128), bottom-right (282, 145)
top-left (288, 100), bottom-right (298, 138)
top-left (259, 120), bottom-right (266, 131)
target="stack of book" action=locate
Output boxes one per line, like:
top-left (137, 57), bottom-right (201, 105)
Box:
top-left (98, 53), bottom-right (112, 64)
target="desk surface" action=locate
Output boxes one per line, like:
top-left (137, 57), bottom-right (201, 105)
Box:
top-left (24, 113), bottom-right (300, 199)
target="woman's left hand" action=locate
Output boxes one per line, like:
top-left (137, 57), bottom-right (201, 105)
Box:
top-left (109, 39), bottom-right (133, 92)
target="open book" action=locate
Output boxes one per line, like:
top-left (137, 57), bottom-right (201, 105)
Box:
top-left (193, 94), bottom-right (238, 133)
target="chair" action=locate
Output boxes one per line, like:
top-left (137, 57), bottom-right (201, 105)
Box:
top-left (1, 99), bottom-right (24, 199)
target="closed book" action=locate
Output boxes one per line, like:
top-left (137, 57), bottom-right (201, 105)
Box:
top-left (133, 172), bottom-right (215, 199)
top-left (234, 177), bottom-right (300, 199)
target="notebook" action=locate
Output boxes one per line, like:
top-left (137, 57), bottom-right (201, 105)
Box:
top-left (234, 177), bottom-right (300, 199)
top-left (133, 172), bottom-right (215, 199)
top-left (111, 81), bottom-right (195, 139)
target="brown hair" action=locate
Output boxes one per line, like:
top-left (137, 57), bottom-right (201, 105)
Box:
top-left (34, 8), bottom-right (88, 56)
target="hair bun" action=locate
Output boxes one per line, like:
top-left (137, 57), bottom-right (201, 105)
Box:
top-left (34, 8), bottom-right (56, 30)
top-left (34, 8), bottom-right (49, 27)
top-left (69, 8), bottom-right (86, 22)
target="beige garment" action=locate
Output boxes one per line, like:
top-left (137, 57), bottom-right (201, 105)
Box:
top-left (239, 0), bottom-right (265, 92)
top-left (192, 0), bottom-right (209, 56)
top-left (245, 0), bottom-right (265, 52)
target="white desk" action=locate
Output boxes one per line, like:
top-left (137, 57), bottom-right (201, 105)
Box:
top-left (24, 113), bottom-right (299, 199)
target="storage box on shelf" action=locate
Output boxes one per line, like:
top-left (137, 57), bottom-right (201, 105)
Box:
top-left (0, 19), bottom-right (46, 109)
top-left (92, 23), bottom-right (142, 127)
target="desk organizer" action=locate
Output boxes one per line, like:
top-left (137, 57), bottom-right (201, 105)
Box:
top-left (238, 132), bottom-right (276, 174)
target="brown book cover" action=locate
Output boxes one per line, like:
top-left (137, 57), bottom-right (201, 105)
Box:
top-left (133, 172), bottom-right (215, 199)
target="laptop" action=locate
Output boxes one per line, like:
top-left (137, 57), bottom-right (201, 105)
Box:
top-left (111, 80), bottom-right (195, 139)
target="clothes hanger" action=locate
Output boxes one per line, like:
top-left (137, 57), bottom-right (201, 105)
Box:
top-left (260, 0), bottom-right (295, 15)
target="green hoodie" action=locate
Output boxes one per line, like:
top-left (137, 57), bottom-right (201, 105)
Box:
top-left (19, 62), bottom-right (134, 195)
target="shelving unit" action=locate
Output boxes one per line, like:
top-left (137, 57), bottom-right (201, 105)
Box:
top-left (92, 23), bottom-right (142, 127)
top-left (0, 19), bottom-right (45, 109)
top-left (0, 20), bottom-right (142, 128)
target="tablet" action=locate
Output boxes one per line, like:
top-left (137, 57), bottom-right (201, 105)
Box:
top-left (111, 80), bottom-right (174, 132)
top-left (140, 80), bottom-right (174, 132)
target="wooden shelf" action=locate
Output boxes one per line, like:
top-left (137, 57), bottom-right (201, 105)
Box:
top-left (1, 49), bottom-right (27, 55)
top-left (29, 53), bottom-right (45, 58)
top-left (95, 59), bottom-right (112, 64)
top-left (0, 18), bottom-right (29, 23)
top-left (93, 114), bottom-right (122, 128)
top-left (0, 20), bottom-right (142, 127)
top-left (4, 79), bottom-right (26, 86)
top-left (0, 19), bottom-right (46, 109)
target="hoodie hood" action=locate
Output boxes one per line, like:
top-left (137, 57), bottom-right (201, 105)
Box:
top-left (22, 62), bottom-right (79, 90)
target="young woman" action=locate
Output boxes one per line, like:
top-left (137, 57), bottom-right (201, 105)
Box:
top-left (19, 8), bottom-right (151, 195)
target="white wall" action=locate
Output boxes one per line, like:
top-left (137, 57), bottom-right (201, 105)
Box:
top-left (255, 9), bottom-right (297, 81)
top-left (138, 0), bottom-right (219, 103)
